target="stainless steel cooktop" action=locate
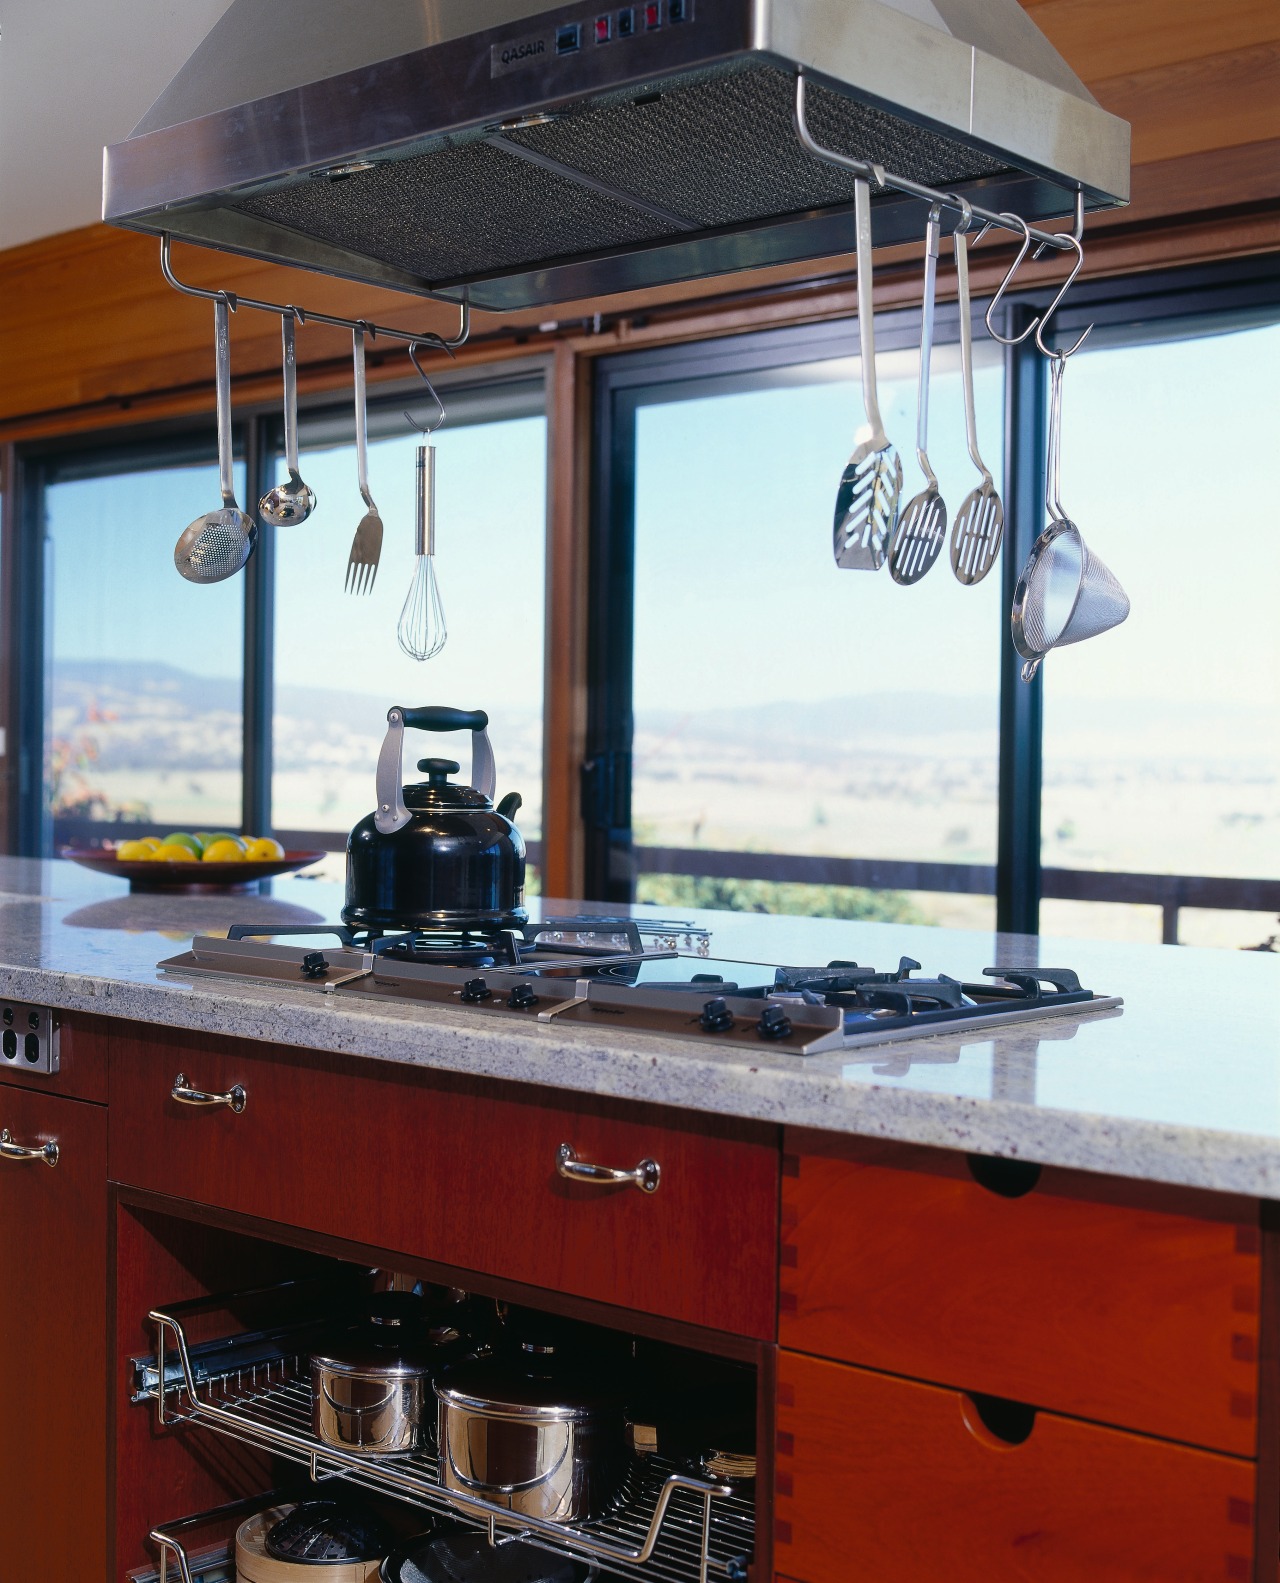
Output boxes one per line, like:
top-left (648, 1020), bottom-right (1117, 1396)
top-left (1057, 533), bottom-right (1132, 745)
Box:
top-left (158, 916), bottom-right (1121, 1057)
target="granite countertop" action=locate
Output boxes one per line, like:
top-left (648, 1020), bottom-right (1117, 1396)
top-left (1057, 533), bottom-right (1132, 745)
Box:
top-left (0, 856), bottom-right (1276, 1196)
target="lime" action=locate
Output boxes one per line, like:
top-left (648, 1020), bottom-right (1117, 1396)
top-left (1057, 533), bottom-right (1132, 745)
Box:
top-left (163, 832), bottom-right (203, 857)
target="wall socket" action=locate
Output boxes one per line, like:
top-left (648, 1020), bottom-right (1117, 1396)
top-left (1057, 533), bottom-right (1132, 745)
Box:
top-left (0, 1002), bottom-right (60, 1075)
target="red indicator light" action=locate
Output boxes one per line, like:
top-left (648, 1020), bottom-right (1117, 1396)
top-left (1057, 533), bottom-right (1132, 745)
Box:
top-left (595, 14), bottom-right (611, 40)
top-left (645, 2), bottom-right (662, 27)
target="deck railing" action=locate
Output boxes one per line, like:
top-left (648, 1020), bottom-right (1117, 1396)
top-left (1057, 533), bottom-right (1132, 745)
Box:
top-left (53, 818), bottom-right (1280, 948)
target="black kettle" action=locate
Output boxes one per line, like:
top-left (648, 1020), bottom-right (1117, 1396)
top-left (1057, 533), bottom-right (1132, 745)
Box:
top-left (343, 706), bottom-right (526, 932)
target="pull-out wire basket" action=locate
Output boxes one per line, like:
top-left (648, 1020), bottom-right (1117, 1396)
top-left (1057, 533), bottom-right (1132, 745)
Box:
top-left (140, 1304), bottom-right (754, 1583)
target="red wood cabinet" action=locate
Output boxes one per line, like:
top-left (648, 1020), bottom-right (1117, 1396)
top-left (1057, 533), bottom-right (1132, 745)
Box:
top-left (774, 1349), bottom-right (1257, 1583)
top-left (108, 1024), bottom-right (780, 1338)
top-left (0, 1083), bottom-right (108, 1578)
top-left (780, 1132), bottom-right (1263, 1455)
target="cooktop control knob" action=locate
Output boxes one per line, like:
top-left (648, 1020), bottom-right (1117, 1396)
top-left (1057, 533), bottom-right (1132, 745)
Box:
top-left (461, 977), bottom-right (492, 1003)
top-left (507, 983), bottom-right (540, 1010)
top-left (300, 952), bottom-right (329, 980)
top-left (699, 997), bottom-right (734, 1033)
top-left (757, 1004), bottom-right (793, 1040)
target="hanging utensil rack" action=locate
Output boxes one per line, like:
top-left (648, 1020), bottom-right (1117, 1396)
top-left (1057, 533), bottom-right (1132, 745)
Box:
top-left (160, 234), bottom-right (471, 351)
top-left (793, 71), bottom-right (1085, 257)
top-left (139, 1300), bottom-right (754, 1583)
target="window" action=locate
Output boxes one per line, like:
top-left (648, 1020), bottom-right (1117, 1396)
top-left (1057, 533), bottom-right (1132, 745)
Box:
top-left (597, 315), bottom-right (1005, 928)
top-left (1039, 318), bottom-right (1280, 947)
top-left (39, 442), bottom-right (246, 850)
top-left (271, 378), bottom-right (548, 877)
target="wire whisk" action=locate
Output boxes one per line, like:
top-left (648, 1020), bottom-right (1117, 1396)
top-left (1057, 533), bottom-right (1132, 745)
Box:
top-left (397, 444), bottom-right (447, 661)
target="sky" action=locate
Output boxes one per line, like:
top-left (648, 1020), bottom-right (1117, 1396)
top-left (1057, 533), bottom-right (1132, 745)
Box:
top-left (47, 319), bottom-right (1280, 729)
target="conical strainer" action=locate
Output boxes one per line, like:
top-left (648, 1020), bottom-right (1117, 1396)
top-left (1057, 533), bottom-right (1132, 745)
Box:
top-left (1011, 353), bottom-right (1130, 681)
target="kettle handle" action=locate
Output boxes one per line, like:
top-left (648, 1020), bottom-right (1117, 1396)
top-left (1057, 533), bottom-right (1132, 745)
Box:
top-left (375, 707), bottom-right (497, 835)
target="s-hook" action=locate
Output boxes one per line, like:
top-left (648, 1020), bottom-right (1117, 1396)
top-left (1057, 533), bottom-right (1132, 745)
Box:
top-left (403, 339), bottom-right (450, 436)
top-left (973, 212), bottom-right (1040, 347)
top-left (1033, 234), bottom-right (1092, 358)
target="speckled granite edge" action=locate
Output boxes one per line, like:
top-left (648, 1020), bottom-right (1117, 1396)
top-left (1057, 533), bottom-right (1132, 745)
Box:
top-left (4, 960), bottom-right (1277, 1199)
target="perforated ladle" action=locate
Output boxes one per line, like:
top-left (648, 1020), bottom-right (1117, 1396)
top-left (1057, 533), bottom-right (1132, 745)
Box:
top-left (174, 296), bottom-right (256, 583)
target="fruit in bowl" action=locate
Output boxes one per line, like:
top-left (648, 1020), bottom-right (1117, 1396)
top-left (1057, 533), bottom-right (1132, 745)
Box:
top-left (111, 832), bottom-right (286, 863)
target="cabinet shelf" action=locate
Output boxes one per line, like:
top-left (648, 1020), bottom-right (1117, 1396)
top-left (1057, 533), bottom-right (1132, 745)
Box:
top-left (141, 1302), bottom-right (754, 1583)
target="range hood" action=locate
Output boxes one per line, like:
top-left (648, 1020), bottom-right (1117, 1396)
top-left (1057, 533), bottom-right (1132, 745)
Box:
top-left (103, 0), bottom-right (1130, 313)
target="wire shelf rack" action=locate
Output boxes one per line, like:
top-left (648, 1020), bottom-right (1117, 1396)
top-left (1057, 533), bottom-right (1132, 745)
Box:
top-left (143, 1305), bottom-right (754, 1583)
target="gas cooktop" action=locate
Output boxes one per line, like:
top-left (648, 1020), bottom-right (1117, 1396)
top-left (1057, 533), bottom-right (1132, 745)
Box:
top-left (158, 916), bottom-right (1121, 1057)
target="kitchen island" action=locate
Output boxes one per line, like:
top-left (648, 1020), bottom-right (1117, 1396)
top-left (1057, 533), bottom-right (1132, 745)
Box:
top-left (1, 855), bottom-right (1277, 1582)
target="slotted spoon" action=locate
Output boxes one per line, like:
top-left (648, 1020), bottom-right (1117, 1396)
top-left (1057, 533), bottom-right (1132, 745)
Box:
top-left (889, 205), bottom-right (947, 585)
top-left (174, 297), bottom-right (256, 584)
top-left (949, 225), bottom-right (1005, 585)
top-left (833, 177), bottom-right (902, 570)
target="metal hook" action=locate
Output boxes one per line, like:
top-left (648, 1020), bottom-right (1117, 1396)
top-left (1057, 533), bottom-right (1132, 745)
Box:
top-left (979, 212), bottom-right (1040, 346)
top-left (946, 193), bottom-right (973, 234)
top-left (404, 340), bottom-right (448, 435)
top-left (1032, 188), bottom-right (1086, 260)
top-left (1033, 234), bottom-right (1093, 358)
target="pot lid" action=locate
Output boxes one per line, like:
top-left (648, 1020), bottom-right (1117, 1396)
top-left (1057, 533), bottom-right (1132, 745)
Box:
top-left (435, 1345), bottom-right (621, 1420)
top-left (403, 758), bottom-right (492, 812)
top-left (264, 1500), bottom-right (394, 1564)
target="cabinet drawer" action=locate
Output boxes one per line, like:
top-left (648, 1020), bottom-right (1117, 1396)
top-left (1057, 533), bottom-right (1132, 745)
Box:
top-left (780, 1133), bottom-right (1261, 1454)
top-left (109, 1024), bottom-right (778, 1337)
top-left (774, 1350), bottom-right (1257, 1583)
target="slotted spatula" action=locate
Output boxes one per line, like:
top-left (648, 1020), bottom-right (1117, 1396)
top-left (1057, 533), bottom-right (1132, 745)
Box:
top-left (949, 225), bottom-right (1005, 585)
top-left (890, 205), bottom-right (947, 585)
top-left (834, 177), bottom-right (902, 570)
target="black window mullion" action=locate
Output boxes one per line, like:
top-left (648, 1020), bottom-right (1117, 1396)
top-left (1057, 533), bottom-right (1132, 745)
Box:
top-left (9, 455), bottom-right (51, 857)
top-left (241, 416), bottom-right (275, 837)
top-left (995, 304), bottom-right (1047, 935)
top-left (583, 379), bottom-right (638, 903)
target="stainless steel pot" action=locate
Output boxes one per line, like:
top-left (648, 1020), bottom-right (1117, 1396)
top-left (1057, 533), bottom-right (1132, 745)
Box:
top-left (435, 1343), bottom-right (624, 1524)
top-left (311, 1291), bottom-right (466, 1458)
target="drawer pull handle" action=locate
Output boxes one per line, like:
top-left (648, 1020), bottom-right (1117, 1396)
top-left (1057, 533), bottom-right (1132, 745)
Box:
top-left (557, 1143), bottom-right (660, 1194)
top-left (172, 1073), bottom-right (247, 1114)
top-left (0, 1127), bottom-right (58, 1167)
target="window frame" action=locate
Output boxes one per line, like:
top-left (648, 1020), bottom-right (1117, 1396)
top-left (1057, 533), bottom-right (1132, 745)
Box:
top-left (6, 359), bottom-right (552, 861)
top-left (585, 253), bottom-right (1280, 933)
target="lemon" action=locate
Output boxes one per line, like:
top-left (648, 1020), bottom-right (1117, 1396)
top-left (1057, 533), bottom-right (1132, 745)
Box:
top-left (164, 832), bottom-right (203, 857)
top-left (243, 837), bottom-right (285, 861)
top-left (153, 843), bottom-right (199, 862)
top-left (116, 839), bottom-right (155, 862)
top-left (139, 837), bottom-right (162, 853)
top-left (203, 838), bottom-right (246, 863)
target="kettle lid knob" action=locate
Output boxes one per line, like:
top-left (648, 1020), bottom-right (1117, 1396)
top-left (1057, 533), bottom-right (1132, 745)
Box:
top-left (417, 757), bottom-right (460, 784)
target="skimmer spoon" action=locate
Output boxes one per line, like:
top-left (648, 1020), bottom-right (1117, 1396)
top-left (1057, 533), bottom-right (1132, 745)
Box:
top-left (889, 205), bottom-right (947, 585)
top-left (345, 325), bottom-right (383, 594)
top-left (949, 224), bottom-right (1005, 585)
top-left (258, 311), bottom-right (316, 526)
top-left (174, 297), bottom-right (256, 583)
top-left (833, 176), bottom-right (902, 570)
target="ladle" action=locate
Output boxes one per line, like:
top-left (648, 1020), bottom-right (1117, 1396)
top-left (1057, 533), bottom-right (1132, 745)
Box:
top-left (174, 297), bottom-right (256, 583)
top-left (258, 311), bottom-right (316, 526)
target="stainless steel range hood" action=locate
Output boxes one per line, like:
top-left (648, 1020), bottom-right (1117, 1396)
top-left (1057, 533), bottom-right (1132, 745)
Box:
top-left (103, 0), bottom-right (1130, 312)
